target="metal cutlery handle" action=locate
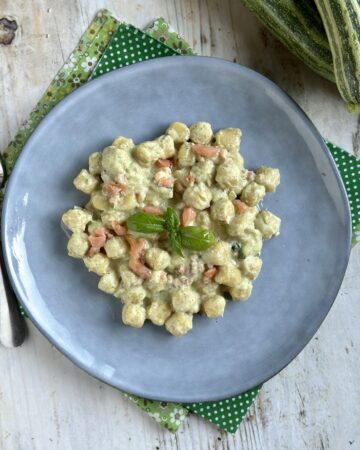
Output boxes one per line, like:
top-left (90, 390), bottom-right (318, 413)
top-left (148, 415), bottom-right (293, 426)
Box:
top-left (0, 155), bottom-right (26, 347)
top-left (0, 243), bottom-right (26, 347)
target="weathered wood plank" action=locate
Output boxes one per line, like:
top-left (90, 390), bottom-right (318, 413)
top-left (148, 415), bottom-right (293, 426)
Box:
top-left (0, 1), bottom-right (359, 449)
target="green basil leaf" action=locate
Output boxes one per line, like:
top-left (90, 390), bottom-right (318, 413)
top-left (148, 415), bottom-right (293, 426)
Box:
top-left (126, 212), bottom-right (166, 233)
top-left (179, 226), bottom-right (216, 251)
top-left (164, 207), bottom-right (180, 232)
top-left (168, 229), bottom-right (183, 256)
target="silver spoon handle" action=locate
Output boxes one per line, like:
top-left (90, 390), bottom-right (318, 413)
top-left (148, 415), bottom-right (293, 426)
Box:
top-left (0, 226), bottom-right (27, 348)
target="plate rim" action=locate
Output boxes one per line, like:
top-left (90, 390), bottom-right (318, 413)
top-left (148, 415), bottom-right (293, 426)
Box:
top-left (2, 56), bottom-right (352, 402)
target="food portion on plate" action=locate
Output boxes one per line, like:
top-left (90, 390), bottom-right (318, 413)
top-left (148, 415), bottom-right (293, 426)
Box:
top-left (62, 122), bottom-right (281, 336)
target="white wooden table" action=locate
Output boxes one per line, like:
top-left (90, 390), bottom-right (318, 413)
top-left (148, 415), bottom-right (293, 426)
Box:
top-left (0, 1), bottom-right (359, 449)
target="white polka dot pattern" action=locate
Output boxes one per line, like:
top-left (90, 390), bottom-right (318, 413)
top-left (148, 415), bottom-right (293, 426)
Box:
top-left (325, 141), bottom-right (360, 244)
top-left (91, 23), bottom-right (174, 79)
top-left (184, 386), bottom-right (261, 433)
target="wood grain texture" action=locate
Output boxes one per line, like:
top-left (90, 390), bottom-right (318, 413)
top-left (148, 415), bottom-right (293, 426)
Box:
top-left (0, 1), bottom-right (359, 449)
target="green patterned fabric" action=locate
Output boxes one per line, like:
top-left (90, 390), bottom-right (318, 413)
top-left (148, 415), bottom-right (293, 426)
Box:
top-left (184, 386), bottom-right (261, 433)
top-left (1, 9), bottom-right (359, 434)
top-left (144, 17), bottom-right (195, 55)
top-left (124, 394), bottom-right (189, 433)
top-left (325, 141), bottom-right (360, 245)
top-left (91, 23), bottom-right (174, 79)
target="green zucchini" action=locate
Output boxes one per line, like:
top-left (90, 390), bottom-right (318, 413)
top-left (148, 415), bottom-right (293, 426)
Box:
top-left (240, 0), bottom-right (335, 83)
top-left (314, 0), bottom-right (360, 113)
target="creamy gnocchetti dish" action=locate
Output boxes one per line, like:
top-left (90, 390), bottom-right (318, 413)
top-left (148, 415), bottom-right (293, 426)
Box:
top-left (62, 122), bottom-right (281, 336)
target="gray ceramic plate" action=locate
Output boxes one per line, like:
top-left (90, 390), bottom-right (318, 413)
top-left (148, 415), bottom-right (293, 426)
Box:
top-left (2, 57), bottom-right (351, 402)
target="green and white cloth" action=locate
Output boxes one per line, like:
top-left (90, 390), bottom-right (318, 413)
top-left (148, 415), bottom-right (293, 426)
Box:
top-left (325, 141), bottom-right (360, 244)
top-left (2, 9), bottom-right (359, 434)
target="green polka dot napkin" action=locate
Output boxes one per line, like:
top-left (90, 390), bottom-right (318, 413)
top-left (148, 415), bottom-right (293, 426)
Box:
top-left (184, 386), bottom-right (261, 430)
top-left (326, 141), bottom-right (360, 244)
top-left (2, 9), bottom-right (359, 435)
top-left (91, 24), bottom-right (174, 77)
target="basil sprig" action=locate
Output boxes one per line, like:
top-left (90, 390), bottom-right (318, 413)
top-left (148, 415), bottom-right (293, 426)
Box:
top-left (126, 212), bottom-right (166, 233)
top-left (180, 226), bottom-right (216, 251)
top-left (126, 207), bottom-right (215, 254)
top-left (165, 207), bottom-right (180, 231)
top-left (168, 229), bottom-right (184, 256)
top-left (164, 208), bottom-right (183, 256)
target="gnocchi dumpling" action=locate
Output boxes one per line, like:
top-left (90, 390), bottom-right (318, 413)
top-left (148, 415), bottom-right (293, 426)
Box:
top-left (88, 152), bottom-right (102, 175)
top-left (166, 122), bottom-right (190, 144)
top-left (240, 256), bottom-right (263, 280)
top-left (121, 286), bottom-right (147, 304)
top-left (190, 160), bottom-right (215, 185)
top-left (112, 136), bottom-right (135, 151)
top-left (255, 166), bottom-right (280, 192)
top-left (74, 169), bottom-right (99, 194)
top-left (210, 199), bottom-right (235, 224)
top-left (171, 287), bottom-right (200, 313)
top-left (102, 145), bottom-right (132, 177)
top-left (133, 141), bottom-right (162, 166)
top-left (118, 265), bottom-right (142, 289)
top-left (202, 241), bottom-right (232, 266)
top-left (239, 229), bottom-right (263, 257)
top-left (100, 210), bottom-right (129, 228)
top-left (98, 270), bottom-right (119, 294)
top-left (240, 182), bottom-right (266, 206)
top-left (177, 143), bottom-right (196, 167)
top-left (67, 232), bottom-right (89, 258)
top-left (202, 295), bottom-right (226, 318)
top-left (91, 191), bottom-right (111, 211)
top-left (62, 207), bottom-right (92, 232)
top-left (83, 253), bottom-right (110, 276)
top-left (104, 237), bottom-right (128, 259)
top-left (189, 121), bottom-right (213, 144)
top-left (165, 312), bottom-right (193, 336)
top-left (255, 210), bottom-right (281, 239)
top-left (215, 265), bottom-right (243, 288)
top-left (227, 212), bottom-right (256, 238)
top-left (215, 161), bottom-right (247, 193)
top-left (122, 303), bottom-right (146, 328)
top-left (112, 193), bottom-right (138, 211)
top-left (145, 270), bottom-right (168, 293)
top-left (156, 135), bottom-right (176, 158)
top-left (145, 248), bottom-right (171, 270)
top-left (229, 278), bottom-right (253, 301)
top-left (215, 128), bottom-right (241, 154)
top-left (63, 122), bottom-right (281, 336)
top-left (147, 300), bottom-right (172, 326)
top-left (183, 183), bottom-right (212, 210)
